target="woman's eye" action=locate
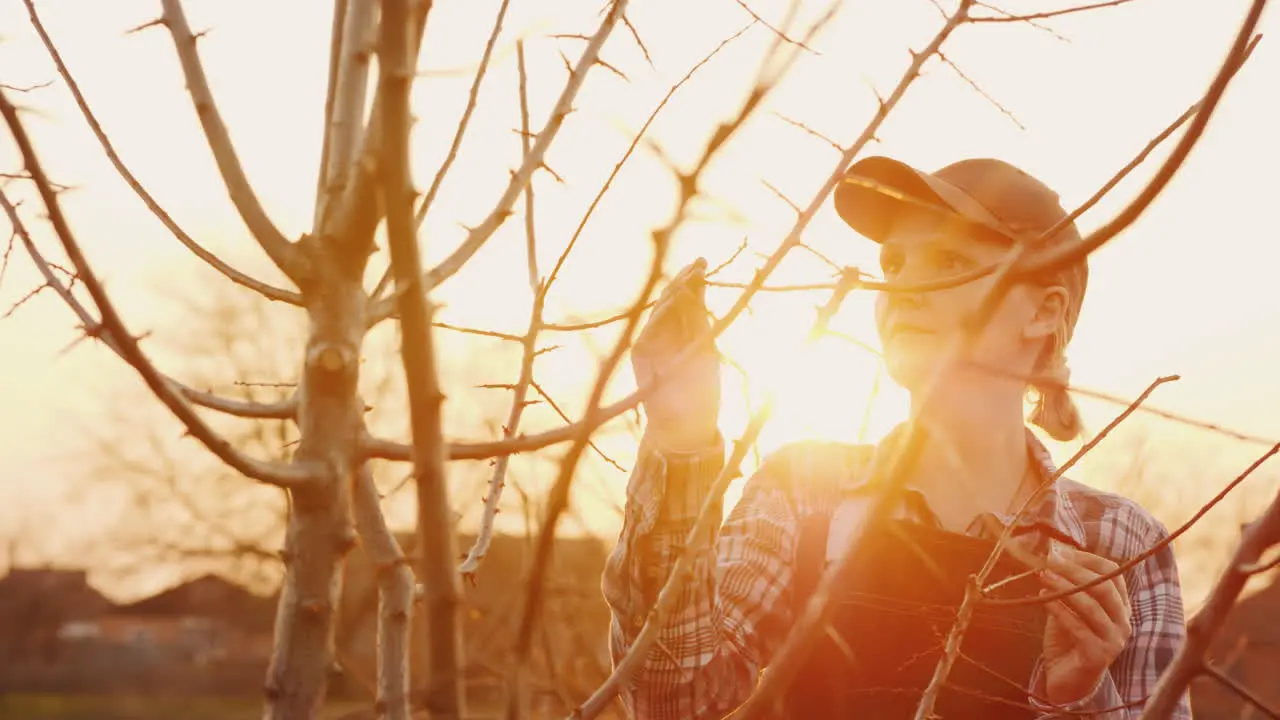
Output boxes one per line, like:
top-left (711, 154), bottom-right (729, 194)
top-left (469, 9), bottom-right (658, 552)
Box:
top-left (935, 252), bottom-right (970, 272)
top-left (879, 254), bottom-right (902, 276)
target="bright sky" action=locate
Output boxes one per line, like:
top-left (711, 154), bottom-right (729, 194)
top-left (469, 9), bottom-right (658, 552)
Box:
top-left (1, 0), bottom-right (1278, 606)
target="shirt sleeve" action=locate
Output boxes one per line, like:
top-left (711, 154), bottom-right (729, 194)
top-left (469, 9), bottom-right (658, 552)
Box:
top-left (1028, 514), bottom-right (1193, 719)
top-left (600, 435), bottom-right (804, 720)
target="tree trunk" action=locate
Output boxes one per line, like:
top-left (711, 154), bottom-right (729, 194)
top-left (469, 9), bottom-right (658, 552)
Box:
top-left (264, 248), bottom-right (368, 718)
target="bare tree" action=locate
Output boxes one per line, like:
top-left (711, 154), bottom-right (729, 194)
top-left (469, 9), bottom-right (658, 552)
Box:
top-left (3, 1), bottom-right (1277, 719)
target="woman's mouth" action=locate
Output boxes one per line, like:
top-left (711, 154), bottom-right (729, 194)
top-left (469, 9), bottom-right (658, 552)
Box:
top-left (890, 323), bottom-right (934, 339)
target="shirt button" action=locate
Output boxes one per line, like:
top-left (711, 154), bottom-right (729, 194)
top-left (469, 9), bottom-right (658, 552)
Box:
top-left (633, 615), bottom-right (645, 628)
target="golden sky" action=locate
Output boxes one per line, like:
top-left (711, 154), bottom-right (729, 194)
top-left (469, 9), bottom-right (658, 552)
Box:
top-left (1, 0), bottom-right (1278, 604)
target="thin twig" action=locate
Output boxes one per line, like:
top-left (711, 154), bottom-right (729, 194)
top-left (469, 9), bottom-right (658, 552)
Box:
top-left (512, 182), bottom-right (678, 716)
top-left (972, 0), bottom-right (1140, 23)
top-left (0, 91), bottom-right (315, 488)
top-left (23, 0), bottom-right (303, 305)
top-left (369, 0), bottom-right (631, 320)
top-left (732, 0), bottom-right (818, 55)
top-left (529, 380), bottom-right (627, 472)
top-left (937, 51), bottom-right (1025, 130)
top-left (458, 40), bottom-right (548, 584)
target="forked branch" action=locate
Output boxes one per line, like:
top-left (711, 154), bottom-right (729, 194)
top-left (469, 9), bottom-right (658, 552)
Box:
top-left (0, 90), bottom-right (315, 488)
top-left (155, 0), bottom-right (309, 285)
top-left (314, 0), bottom-right (379, 232)
top-left (2, 192), bottom-right (296, 425)
top-left (23, 0), bottom-right (302, 305)
top-left (368, 0), bottom-right (632, 321)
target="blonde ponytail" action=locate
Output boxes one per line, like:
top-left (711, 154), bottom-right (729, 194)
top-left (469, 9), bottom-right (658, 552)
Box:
top-left (1028, 326), bottom-right (1082, 442)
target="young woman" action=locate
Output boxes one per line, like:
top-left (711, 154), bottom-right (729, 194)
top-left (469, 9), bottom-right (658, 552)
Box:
top-left (603, 155), bottom-right (1191, 719)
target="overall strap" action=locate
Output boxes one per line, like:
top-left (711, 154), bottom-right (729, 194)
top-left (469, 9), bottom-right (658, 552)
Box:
top-left (791, 510), bottom-right (831, 620)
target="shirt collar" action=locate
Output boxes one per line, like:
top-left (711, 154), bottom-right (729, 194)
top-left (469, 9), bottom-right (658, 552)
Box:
top-left (845, 422), bottom-right (1090, 550)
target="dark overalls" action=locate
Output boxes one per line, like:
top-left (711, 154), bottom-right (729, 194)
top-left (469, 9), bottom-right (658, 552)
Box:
top-left (779, 513), bottom-right (1051, 719)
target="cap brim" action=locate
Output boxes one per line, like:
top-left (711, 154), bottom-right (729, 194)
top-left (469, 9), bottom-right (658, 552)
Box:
top-left (833, 156), bottom-right (1014, 244)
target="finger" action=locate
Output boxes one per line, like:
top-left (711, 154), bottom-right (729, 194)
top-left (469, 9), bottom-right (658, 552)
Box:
top-left (1045, 595), bottom-right (1095, 645)
top-left (1040, 569), bottom-right (1123, 643)
top-left (1048, 553), bottom-right (1129, 626)
top-left (658, 258), bottom-right (707, 306)
top-left (1062, 547), bottom-right (1129, 602)
top-left (650, 263), bottom-right (711, 345)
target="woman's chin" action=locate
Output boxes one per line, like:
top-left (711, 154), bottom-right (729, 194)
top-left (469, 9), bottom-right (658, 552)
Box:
top-left (883, 353), bottom-right (941, 392)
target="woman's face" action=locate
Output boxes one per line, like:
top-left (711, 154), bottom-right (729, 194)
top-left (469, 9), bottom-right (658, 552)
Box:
top-left (873, 211), bottom-right (1067, 393)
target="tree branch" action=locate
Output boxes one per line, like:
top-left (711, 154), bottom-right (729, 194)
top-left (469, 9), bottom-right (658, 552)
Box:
top-left (155, 0), bottom-right (309, 285)
top-left (375, 1), bottom-right (464, 715)
top-left (23, 0), bottom-right (302, 305)
top-left (314, 0), bottom-right (379, 232)
top-left (511, 197), bottom-right (672, 720)
top-left (1140, 486), bottom-right (1280, 718)
top-left (457, 40), bottom-right (544, 583)
top-left (368, 0), bottom-right (631, 321)
top-left (368, 0), bottom-right (512, 301)
top-left (0, 90), bottom-right (315, 488)
top-left (320, 0), bottom-right (431, 252)
top-left (845, 27), bottom-right (1264, 297)
top-left (570, 270), bottom-right (858, 719)
top-left (352, 462), bottom-right (413, 720)
top-left (972, 0), bottom-right (1140, 23)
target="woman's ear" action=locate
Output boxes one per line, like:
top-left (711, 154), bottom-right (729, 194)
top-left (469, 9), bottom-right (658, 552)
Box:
top-left (1023, 284), bottom-right (1068, 342)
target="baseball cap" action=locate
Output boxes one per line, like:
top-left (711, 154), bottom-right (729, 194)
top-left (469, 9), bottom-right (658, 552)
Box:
top-left (833, 155), bottom-right (1088, 337)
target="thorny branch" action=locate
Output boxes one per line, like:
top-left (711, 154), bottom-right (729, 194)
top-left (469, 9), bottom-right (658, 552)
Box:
top-left (369, 0), bottom-right (513, 301)
top-left (369, 0), bottom-right (632, 320)
top-left (23, 0), bottom-right (303, 306)
top-left (0, 188), bottom-right (295, 422)
top-left (375, 0), bottom-right (464, 715)
top-left (153, 0), bottom-right (309, 285)
top-left (313, 0), bottom-right (379, 233)
top-left (510, 191), bottom-right (673, 720)
top-left (457, 40), bottom-right (547, 584)
top-left (0, 101), bottom-right (311, 487)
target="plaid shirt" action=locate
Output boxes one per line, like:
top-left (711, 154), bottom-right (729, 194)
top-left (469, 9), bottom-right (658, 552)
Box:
top-left (602, 426), bottom-right (1192, 719)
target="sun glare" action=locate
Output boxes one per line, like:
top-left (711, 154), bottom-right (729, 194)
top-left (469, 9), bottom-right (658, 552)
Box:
top-left (717, 305), bottom-right (907, 464)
